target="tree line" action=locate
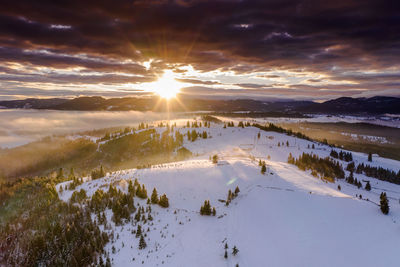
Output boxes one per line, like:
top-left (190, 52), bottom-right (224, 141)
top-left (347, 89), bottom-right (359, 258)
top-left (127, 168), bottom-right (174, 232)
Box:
top-left (288, 152), bottom-right (345, 181)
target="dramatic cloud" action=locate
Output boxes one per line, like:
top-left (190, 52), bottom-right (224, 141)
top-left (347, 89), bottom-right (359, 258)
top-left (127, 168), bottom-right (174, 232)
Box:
top-left (0, 0), bottom-right (399, 100)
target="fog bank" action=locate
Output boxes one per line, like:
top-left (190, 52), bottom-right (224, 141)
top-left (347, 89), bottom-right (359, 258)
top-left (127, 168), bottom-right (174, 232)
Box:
top-left (0, 109), bottom-right (186, 148)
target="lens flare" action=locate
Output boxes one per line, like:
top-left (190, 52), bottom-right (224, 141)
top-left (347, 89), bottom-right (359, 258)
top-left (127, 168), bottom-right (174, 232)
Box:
top-left (152, 70), bottom-right (182, 99)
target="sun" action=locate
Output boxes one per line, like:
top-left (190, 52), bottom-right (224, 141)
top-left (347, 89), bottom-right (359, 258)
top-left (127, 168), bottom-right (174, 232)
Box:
top-left (152, 70), bottom-right (182, 99)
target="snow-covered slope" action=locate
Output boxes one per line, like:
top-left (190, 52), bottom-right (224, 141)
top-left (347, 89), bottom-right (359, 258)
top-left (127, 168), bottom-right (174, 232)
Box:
top-left (57, 122), bottom-right (400, 267)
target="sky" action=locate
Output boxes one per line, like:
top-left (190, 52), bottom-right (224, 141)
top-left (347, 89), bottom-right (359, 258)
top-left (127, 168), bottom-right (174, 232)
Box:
top-left (0, 0), bottom-right (399, 101)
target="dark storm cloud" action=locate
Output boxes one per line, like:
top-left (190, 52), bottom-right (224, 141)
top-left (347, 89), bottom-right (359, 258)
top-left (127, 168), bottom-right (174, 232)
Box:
top-left (0, 73), bottom-right (154, 84)
top-left (0, 47), bottom-right (151, 75)
top-left (0, 0), bottom-right (399, 98)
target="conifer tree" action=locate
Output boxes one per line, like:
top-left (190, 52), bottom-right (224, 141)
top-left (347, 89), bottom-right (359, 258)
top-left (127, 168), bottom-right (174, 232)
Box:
top-left (234, 186), bottom-right (240, 196)
top-left (151, 188), bottom-right (159, 204)
top-left (159, 194), bottom-right (169, 208)
top-left (287, 153), bottom-right (294, 164)
top-left (212, 154), bottom-right (218, 164)
top-left (200, 200), bottom-right (213, 215)
top-left (105, 257), bottom-right (111, 267)
top-left (69, 168), bottom-right (75, 179)
top-left (191, 129), bottom-right (198, 142)
top-left (136, 225), bottom-right (142, 238)
top-left (136, 184), bottom-right (142, 197)
top-left (380, 192), bottom-right (389, 214)
top-left (261, 164), bottom-right (266, 174)
top-left (138, 235), bottom-right (147, 249)
top-left (232, 246), bottom-right (239, 256)
top-left (128, 180), bottom-right (135, 196)
top-left (227, 189), bottom-right (232, 202)
top-left (365, 181), bottom-right (371, 191)
top-left (368, 152), bottom-right (372, 162)
top-left (100, 165), bottom-right (105, 177)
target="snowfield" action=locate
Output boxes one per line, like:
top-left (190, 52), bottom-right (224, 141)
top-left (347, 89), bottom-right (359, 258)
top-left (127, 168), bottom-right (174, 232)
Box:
top-left (57, 121), bottom-right (400, 267)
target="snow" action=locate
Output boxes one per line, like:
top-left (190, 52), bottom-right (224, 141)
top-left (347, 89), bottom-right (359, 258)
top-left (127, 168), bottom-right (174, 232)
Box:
top-left (57, 121), bottom-right (400, 267)
top-left (340, 132), bottom-right (392, 144)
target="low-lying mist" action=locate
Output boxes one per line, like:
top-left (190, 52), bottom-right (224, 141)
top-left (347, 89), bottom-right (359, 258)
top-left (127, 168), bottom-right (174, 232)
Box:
top-left (0, 109), bottom-right (187, 148)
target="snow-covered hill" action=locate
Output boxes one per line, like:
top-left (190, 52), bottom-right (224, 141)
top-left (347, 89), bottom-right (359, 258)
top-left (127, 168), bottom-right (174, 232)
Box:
top-left (57, 121), bottom-right (400, 267)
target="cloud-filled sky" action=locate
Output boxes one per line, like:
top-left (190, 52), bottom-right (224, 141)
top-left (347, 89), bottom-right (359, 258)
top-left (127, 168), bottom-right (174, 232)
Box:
top-left (0, 0), bottom-right (399, 101)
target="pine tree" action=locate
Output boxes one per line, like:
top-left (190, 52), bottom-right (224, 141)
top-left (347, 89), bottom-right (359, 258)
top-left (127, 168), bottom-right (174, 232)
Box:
top-left (105, 257), bottom-right (111, 267)
top-left (380, 192), bottom-right (389, 215)
top-left (261, 164), bottom-right (266, 174)
top-left (212, 154), bottom-right (218, 164)
top-left (224, 250), bottom-right (228, 259)
top-left (200, 200), bottom-right (212, 215)
top-left (69, 168), bottom-right (75, 179)
top-left (287, 153), bottom-right (294, 164)
top-left (212, 207), bottom-right (216, 216)
top-left (191, 129), bottom-right (198, 142)
top-left (227, 189), bottom-right (232, 202)
top-left (232, 246), bottom-right (239, 256)
top-left (128, 180), bottom-right (135, 196)
top-left (100, 165), bottom-right (105, 177)
top-left (365, 181), bottom-right (371, 191)
top-left (136, 184), bottom-right (142, 197)
top-left (138, 235), bottom-right (147, 249)
top-left (159, 194), bottom-right (169, 208)
top-left (151, 188), bottom-right (159, 204)
top-left (347, 171), bottom-right (354, 184)
top-left (137, 184), bottom-right (147, 199)
top-left (368, 152), bottom-right (372, 162)
top-left (234, 186), bottom-right (240, 196)
top-left (136, 225), bottom-right (142, 238)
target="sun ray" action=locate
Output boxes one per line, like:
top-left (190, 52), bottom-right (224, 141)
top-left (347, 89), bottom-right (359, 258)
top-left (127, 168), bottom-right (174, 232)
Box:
top-left (151, 70), bottom-right (183, 99)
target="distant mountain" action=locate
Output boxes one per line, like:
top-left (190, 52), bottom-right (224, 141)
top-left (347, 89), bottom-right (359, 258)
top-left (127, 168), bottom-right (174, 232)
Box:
top-left (0, 98), bottom-right (67, 109)
top-left (0, 96), bottom-right (399, 114)
top-left (298, 96), bottom-right (400, 114)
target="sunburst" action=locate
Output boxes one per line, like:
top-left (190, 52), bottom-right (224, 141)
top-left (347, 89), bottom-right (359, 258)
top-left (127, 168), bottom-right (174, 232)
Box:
top-left (152, 70), bottom-right (183, 99)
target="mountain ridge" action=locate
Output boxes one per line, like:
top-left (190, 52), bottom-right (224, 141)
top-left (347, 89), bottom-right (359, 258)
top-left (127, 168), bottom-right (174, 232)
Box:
top-left (0, 96), bottom-right (399, 114)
